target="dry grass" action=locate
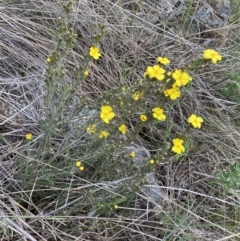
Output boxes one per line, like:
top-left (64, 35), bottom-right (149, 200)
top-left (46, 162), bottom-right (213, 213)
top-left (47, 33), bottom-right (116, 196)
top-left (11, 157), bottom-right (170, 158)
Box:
top-left (1, 0), bottom-right (240, 240)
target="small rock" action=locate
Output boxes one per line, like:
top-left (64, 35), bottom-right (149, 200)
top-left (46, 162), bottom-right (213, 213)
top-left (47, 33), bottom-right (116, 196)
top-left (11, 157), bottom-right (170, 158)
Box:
top-left (126, 142), bottom-right (150, 169)
top-left (142, 172), bottom-right (163, 206)
top-left (127, 143), bottom-right (165, 220)
top-left (188, 0), bottom-right (231, 47)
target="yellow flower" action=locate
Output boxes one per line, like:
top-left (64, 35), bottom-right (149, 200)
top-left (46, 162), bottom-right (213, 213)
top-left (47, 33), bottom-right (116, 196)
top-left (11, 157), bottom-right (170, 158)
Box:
top-left (121, 86), bottom-right (127, 92)
top-left (121, 86), bottom-right (126, 92)
top-left (164, 87), bottom-right (181, 100)
top-left (47, 57), bottom-right (51, 63)
top-left (172, 138), bottom-right (185, 154)
top-left (118, 124), bottom-right (127, 134)
top-left (114, 204), bottom-right (119, 209)
top-left (187, 114), bottom-right (204, 129)
top-left (76, 161), bottom-right (84, 171)
top-left (203, 49), bottom-right (222, 64)
top-left (149, 159), bottom-right (155, 164)
top-left (76, 161), bottom-right (82, 167)
top-left (84, 70), bottom-right (89, 76)
top-left (144, 65), bottom-right (165, 81)
top-left (26, 133), bottom-right (33, 141)
top-left (152, 107), bottom-right (166, 121)
top-left (140, 114), bottom-right (147, 122)
top-left (86, 124), bottom-right (96, 134)
top-left (99, 130), bottom-right (110, 138)
top-left (89, 46), bottom-right (101, 60)
top-left (167, 71), bottom-right (172, 76)
top-left (130, 151), bottom-right (135, 158)
top-left (172, 69), bottom-right (192, 87)
top-left (157, 56), bottom-right (170, 65)
top-left (100, 105), bottom-right (115, 124)
top-left (132, 91), bottom-right (143, 100)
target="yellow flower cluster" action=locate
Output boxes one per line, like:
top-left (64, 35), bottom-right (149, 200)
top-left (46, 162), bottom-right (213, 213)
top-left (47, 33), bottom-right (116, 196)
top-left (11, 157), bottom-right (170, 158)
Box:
top-left (132, 91), bottom-right (143, 101)
top-left (142, 56), bottom-right (192, 102)
top-left (86, 123), bottom-right (110, 139)
top-left (171, 114), bottom-right (204, 154)
top-left (164, 69), bottom-right (192, 101)
top-left (92, 50), bottom-right (212, 158)
top-left (86, 124), bottom-right (96, 134)
top-left (99, 130), bottom-right (110, 138)
top-left (76, 161), bottom-right (84, 171)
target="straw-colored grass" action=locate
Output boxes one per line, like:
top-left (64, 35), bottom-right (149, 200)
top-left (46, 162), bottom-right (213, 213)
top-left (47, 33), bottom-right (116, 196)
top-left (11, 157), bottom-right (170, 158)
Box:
top-left (1, 0), bottom-right (240, 240)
